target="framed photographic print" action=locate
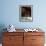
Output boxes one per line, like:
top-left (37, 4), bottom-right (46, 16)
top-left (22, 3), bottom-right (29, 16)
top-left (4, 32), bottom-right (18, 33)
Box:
top-left (19, 5), bottom-right (33, 22)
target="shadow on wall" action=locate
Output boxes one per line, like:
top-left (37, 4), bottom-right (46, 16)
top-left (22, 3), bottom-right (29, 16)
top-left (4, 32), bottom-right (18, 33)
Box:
top-left (0, 24), bottom-right (7, 43)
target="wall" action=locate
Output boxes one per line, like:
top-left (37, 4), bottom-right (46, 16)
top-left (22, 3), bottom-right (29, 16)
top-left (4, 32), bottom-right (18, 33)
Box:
top-left (0, 0), bottom-right (46, 30)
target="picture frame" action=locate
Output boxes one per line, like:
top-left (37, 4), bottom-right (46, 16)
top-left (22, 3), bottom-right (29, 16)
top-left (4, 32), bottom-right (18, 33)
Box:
top-left (19, 5), bottom-right (33, 22)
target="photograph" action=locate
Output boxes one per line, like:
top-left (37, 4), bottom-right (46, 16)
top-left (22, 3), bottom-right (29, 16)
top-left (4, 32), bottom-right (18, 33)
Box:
top-left (19, 5), bottom-right (33, 22)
